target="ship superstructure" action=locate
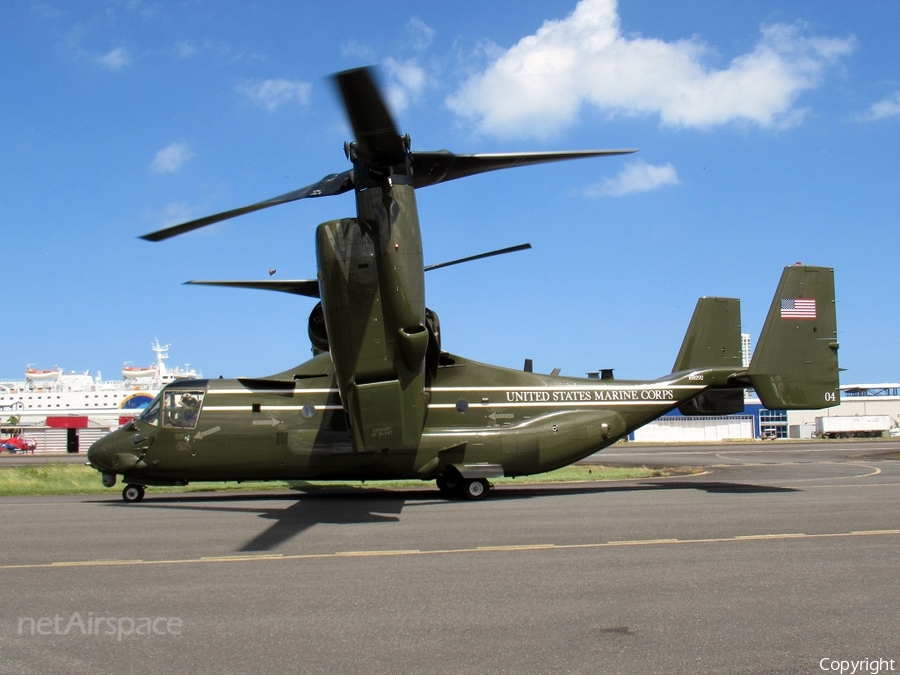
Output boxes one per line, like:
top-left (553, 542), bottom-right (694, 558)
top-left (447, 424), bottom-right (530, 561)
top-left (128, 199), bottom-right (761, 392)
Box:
top-left (1, 341), bottom-right (199, 430)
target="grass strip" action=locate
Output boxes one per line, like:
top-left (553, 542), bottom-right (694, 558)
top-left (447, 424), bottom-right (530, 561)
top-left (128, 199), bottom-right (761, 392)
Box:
top-left (0, 463), bottom-right (686, 497)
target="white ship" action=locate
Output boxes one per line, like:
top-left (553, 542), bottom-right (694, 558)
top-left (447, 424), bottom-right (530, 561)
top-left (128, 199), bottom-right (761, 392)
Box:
top-left (1, 341), bottom-right (200, 452)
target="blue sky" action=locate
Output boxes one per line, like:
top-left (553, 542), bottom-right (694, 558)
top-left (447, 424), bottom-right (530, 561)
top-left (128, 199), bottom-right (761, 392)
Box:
top-left (3, 0), bottom-right (899, 385)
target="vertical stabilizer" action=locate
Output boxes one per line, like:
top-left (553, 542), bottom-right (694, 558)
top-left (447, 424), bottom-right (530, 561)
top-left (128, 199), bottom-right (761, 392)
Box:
top-left (748, 265), bottom-right (840, 410)
top-left (672, 297), bottom-right (743, 373)
top-left (673, 297), bottom-right (745, 415)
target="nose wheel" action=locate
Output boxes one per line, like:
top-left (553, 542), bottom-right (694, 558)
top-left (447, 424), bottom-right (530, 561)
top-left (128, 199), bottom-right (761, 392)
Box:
top-left (122, 484), bottom-right (145, 503)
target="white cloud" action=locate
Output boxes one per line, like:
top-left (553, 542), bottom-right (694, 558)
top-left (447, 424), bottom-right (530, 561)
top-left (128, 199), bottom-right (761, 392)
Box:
top-left (31, 3), bottom-right (66, 20)
top-left (584, 160), bottom-right (679, 197)
top-left (858, 92), bottom-right (900, 121)
top-left (340, 39), bottom-right (376, 62)
top-left (97, 47), bottom-right (130, 71)
top-left (384, 58), bottom-right (429, 112)
top-left (447, 0), bottom-right (855, 138)
top-left (149, 141), bottom-right (194, 174)
top-left (406, 16), bottom-right (435, 53)
top-left (125, 0), bottom-right (162, 21)
top-left (236, 78), bottom-right (311, 111)
top-left (175, 41), bottom-right (197, 58)
top-left (154, 202), bottom-right (195, 229)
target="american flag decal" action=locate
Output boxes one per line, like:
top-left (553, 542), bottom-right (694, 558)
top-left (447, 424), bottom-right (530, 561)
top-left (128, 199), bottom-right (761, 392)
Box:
top-left (780, 297), bottom-right (817, 319)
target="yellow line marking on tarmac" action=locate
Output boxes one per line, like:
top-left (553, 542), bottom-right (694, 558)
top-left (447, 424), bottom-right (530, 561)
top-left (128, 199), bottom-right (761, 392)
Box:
top-left (200, 554), bottom-right (284, 561)
top-left (335, 549), bottom-right (421, 557)
top-left (769, 462), bottom-right (884, 482)
top-left (50, 559), bottom-right (144, 566)
top-left (476, 544), bottom-right (558, 551)
top-left (706, 460), bottom-right (884, 481)
top-left (4, 530), bottom-right (899, 571)
top-left (732, 533), bottom-right (806, 540)
top-left (607, 539), bottom-right (680, 546)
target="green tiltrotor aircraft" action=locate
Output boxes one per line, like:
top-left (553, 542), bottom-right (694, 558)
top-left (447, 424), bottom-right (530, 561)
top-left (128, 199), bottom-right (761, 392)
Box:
top-left (87, 67), bottom-right (840, 502)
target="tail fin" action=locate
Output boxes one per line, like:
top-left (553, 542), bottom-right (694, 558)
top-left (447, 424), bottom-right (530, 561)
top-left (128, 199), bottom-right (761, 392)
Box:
top-left (748, 265), bottom-right (840, 410)
top-left (673, 297), bottom-right (743, 373)
top-left (673, 297), bottom-right (745, 415)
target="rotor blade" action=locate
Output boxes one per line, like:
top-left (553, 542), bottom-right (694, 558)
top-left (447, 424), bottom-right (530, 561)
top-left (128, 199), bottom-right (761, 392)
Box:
top-left (424, 243), bottom-right (532, 273)
top-left (410, 149), bottom-right (637, 188)
top-left (184, 244), bottom-right (532, 296)
top-left (333, 67), bottom-right (406, 165)
top-left (184, 279), bottom-right (321, 298)
top-left (140, 170), bottom-right (354, 242)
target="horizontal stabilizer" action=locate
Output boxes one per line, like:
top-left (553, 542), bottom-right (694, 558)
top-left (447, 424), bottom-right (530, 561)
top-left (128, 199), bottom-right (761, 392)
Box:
top-left (679, 389), bottom-right (745, 416)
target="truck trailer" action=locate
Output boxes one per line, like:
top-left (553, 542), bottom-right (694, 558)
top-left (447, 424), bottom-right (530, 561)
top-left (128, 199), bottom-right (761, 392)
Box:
top-left (815, 415), bottom-right (892, 439)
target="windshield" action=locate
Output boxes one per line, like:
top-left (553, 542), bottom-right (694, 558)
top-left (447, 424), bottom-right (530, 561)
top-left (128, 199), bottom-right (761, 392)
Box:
top-left (138, 394), bottom-right (162, 426)
top-left (163, 390), bottom-right (205, 429)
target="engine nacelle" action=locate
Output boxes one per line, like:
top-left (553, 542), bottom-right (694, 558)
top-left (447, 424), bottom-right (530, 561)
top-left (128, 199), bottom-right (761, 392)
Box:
top-left (307, 302), bottom-right (329, 355)
top-left (308, 302), bottom-right (442, 362)
top-left (425, 308), bottom-right (441, 354)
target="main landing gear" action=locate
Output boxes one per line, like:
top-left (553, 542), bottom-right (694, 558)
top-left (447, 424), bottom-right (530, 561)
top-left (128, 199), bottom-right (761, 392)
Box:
top-left (122, 484), bottom-right (145, 503)
top-left (436, 475), bottom-right (491, 501)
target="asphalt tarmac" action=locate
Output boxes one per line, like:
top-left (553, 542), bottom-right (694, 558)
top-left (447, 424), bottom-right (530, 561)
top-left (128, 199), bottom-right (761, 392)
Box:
top-left (2, 441), bottom-right (898, 674)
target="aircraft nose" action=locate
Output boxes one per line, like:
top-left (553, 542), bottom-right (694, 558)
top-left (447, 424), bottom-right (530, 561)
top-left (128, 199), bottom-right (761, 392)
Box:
top-left (87, 434), bottom-right (115, 472)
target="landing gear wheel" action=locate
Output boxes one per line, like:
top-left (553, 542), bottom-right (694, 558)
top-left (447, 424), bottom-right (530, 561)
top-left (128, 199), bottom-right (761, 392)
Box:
top-left (122, 484), bottom-right (145, 503)
top-left (436, 475), bottom-right (460, 496)
top-left (461, 478), bottom-right (489, 501)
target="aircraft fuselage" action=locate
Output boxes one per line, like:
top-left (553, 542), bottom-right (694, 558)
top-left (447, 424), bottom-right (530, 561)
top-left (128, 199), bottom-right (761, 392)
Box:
top-left (87, 351), bottom-right (731, 487)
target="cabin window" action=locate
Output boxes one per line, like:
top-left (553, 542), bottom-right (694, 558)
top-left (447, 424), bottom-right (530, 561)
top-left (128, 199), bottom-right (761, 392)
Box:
top-left (163, 390), bottom-right (205, 429)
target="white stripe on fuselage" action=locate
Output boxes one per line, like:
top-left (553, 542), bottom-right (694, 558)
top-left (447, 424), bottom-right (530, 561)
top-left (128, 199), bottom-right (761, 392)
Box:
top-left (200, 383), bottom-right (701, 412)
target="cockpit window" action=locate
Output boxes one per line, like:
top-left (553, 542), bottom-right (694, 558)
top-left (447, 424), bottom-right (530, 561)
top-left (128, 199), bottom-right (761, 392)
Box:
top-left (138, 394), bottom-right (162, 426)
top-left (162, 390), bottom-right (205, 429)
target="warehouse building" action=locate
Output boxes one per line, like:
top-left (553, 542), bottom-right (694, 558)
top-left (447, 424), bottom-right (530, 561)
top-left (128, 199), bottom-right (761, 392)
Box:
top-left (632, 384), bottom-right (900, 442)
top-left (631, 332), bottom-right (898, 441)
